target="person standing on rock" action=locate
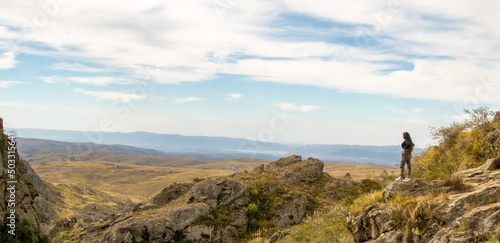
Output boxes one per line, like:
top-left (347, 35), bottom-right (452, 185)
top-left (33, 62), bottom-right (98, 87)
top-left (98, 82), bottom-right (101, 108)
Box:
top-left (398, 132), bottom-right (415, 181)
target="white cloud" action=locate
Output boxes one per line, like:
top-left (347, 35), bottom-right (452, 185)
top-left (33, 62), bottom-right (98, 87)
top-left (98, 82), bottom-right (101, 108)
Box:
top-left (0, 81), bottom-right (22, 88)
top-left (175, 97), bottom-right (203, 103)
top-left (0, 52), bottom-right (16, 69)
top-left (0, 101), bottom-right (51, 110)
top-left (387, 107), bottom-right (425, 114)
top-left (413, 108), bottom-right (425, 113)
top-left (388, 117), bottom-right (431, 126)
top-left (50, 62), bottom-right (105, 73)
top-left (0, 0), bottom-right (498, 104)
top-left (74, 89), bottom-right (146, 103)
top-left (224, 93), bottom-right (242, 101)
top-left (226, 58), bottom-right (500, 104)
top-left (274, 102), bottom-right (320, 112)
top-left (41, 76), bottom-right (134, 86)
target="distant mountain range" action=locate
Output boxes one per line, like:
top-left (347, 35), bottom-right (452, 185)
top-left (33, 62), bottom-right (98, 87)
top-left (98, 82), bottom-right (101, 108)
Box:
top-left (8, 128), bottom-right (421, 164)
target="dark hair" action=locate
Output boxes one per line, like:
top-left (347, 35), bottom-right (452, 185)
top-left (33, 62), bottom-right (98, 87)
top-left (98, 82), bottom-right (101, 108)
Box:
top-left (403, 132), bottom-right (415, 151)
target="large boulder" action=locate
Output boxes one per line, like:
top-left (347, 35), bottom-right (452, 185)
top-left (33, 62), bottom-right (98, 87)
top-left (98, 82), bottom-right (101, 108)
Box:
top-left (382, 178), bottom-right (431, 199)
top-left (263, 155), bottom-right (325, 184)
top-left (479, 157), bottom-right (500, 171)
top-left (347, 206), bottom-right (396, 243)
top-left (84, 177), bottom-right (249, 243)
top-left (133, 182), bottom-right (193, 212)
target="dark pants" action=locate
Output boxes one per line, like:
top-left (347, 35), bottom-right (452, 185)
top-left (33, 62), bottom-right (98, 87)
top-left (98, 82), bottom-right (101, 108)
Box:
top-left (400, 151), bottom-right (412, 178)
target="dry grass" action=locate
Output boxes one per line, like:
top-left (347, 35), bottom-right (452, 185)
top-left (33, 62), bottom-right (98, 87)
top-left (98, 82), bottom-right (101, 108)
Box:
top-left (349, 190), bottom-right (384, 213)
top-left (49, 182), bottom-right (134, 219)
top-left (323, 162), bottom-right (398, 180)
top-left (25, 150), bottom-right (271, 171)
top-left (27, 150), bottom-right (398, 179)
top-left (276, 204), bottom-right (354, 243)
top-left (31, 161), bottom-right (231, 200)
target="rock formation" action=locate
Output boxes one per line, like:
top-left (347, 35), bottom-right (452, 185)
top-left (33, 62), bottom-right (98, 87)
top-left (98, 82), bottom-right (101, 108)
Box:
top-left (0, 117), bottom-right (50, 241)
top-left (1, 118), bottom-right (134, 242)
top-left (347, 157), bottom-right (500, 243)
top-left (69, 155), bottom-right (358, 242)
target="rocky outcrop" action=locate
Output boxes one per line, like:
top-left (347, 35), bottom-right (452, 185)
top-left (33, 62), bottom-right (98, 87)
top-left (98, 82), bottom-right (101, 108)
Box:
top-left (238, 155), bottom-right (357, 229)
top-left (133, 182), bottom-right (194, 212)
top-left (1, 118), bottom-right (133, 242)
top-left (348, 157), bottom-right (500, 243)
top-left (381, 178), bottom-right (431, 198)
top-left (271, 194), bottom-right (308, 228)
top-left (71, 155), bottom-right (358, 242)
top-left (0, 117), bottom-right (48, 241)
top-left (76, 177), bottom-right (249, 243)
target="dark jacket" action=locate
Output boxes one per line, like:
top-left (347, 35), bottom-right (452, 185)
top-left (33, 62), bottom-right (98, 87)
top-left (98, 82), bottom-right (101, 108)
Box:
top-left (401, 132), bottom-right (415, 151)
top-left (401, 140), bottom-right (413, 150)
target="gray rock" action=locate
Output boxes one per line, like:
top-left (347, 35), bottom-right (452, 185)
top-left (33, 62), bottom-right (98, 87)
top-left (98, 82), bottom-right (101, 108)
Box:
top-left (271, 195), bottom-right (308, 228)
top-left (94, 178), bottom-right (249, 243)
top-left (382, 178), bottom-right (431, 199)
top-left (343, 173), bottom-right (353, 179)
top-left (134, 182), bottom-right (193, 212)
top-left (479, 157), bottom-right (500, 171)
top-left (188, 178), bottom-right (249, 207)
top-left (275, 157), bottom-right (325, 184)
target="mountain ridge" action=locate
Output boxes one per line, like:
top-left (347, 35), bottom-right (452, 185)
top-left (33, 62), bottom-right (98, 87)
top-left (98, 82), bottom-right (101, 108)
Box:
top-left (9, 128), bottom-right (421, 164)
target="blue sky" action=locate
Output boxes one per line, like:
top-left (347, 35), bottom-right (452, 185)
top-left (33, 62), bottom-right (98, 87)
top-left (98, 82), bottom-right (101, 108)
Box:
top-left (1, 0), bottom-right (499, 147)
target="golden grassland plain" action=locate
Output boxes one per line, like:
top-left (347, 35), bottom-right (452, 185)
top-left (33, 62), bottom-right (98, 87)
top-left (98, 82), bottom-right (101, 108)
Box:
top-left (31, 154), bottom-right (397, 202)
top-left (29, 155), bottom-right (397, 238)
top-left (24, 150), bottom-right (397, 177)
top-left (31, 161), bottom-right (231, 202)
top-left (323, 162), bottom-right (398, 179)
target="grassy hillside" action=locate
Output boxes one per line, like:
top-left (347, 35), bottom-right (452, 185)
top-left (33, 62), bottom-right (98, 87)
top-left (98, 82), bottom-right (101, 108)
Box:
top-left (23, 150), bottom-right (269, 171)
top-left (16, 137), bottom-right (215, 159)
top-left (47, 182), bottom-right (135, 219)
top-left (413, 107), bottom-right (500, 181)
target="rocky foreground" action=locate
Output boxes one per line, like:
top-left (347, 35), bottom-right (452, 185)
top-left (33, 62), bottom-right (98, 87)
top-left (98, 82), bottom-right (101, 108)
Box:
top-left (348, 157), bottom-right (500, 243)
top-left (68, 155), bottom-right (358, 242)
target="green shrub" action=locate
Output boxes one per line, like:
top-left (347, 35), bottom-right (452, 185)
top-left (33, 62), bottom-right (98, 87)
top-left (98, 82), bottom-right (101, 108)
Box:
top-left (360, 179), bottom-right (382, 193)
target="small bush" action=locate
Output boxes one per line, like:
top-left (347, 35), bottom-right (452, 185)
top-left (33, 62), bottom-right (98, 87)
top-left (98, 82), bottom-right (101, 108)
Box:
top-left (386, 194), bottom-right (443, 240)
top-left (279, 204), bottom-right (353, 243)
top-left (360, 179), bottom-right (382, 193)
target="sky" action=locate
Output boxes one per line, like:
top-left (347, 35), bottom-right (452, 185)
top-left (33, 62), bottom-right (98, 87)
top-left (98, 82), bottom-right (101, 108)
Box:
top-left (1, 0), bottom-right (499, 147)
